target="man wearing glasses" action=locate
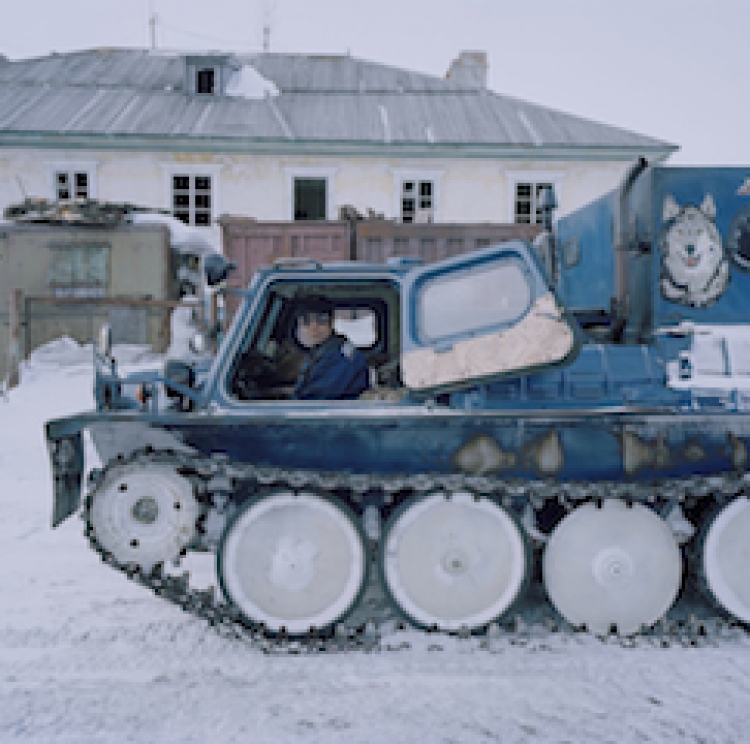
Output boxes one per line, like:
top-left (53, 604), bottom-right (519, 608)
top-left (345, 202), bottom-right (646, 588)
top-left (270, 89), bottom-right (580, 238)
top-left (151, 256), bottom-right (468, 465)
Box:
top-left (293, 295), bottom-right (369, 400)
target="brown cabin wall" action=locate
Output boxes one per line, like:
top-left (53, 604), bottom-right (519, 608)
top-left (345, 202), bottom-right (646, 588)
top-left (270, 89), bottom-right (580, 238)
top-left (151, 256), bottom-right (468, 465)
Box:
top-left (219, 217), bottom-right (542, 318)
top-left (354, 221), bottom-right (542, 263)
top-left (219, 218), bottom-right (351, 317)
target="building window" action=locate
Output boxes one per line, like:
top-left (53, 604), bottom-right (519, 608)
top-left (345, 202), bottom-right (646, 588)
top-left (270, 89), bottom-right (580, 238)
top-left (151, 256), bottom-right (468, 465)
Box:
top-left (172, 175), bottom-right (212, 226)
top-left (48, 243), bottom-right (109, 298)
top-left (55, 171), bottom-right (89, 201)
top-left (196, 68), bottom-right (215, 95)
top-left (515, 182), bottom-right (553, 224)
top-left (401, 180), bottom-right (433, 223)
top-left (294, 178), bottom-right (327, 221)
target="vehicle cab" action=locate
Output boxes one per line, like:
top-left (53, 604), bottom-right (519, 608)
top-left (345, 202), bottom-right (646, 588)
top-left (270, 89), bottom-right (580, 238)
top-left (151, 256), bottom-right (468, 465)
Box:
top-left (199, 240), bottom-right (578, 411)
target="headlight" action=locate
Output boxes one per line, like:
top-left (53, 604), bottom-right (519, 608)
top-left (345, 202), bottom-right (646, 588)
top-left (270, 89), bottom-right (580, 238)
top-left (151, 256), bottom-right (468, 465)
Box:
top-left (189, 332), bottom-right (207, 354)
top-left (97, 324), bottom-right (112, 357)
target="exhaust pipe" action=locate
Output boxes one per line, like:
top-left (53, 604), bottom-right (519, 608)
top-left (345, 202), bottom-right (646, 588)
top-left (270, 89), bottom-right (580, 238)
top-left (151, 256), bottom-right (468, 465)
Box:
top-left (612, 157), bottom-right (648, 341)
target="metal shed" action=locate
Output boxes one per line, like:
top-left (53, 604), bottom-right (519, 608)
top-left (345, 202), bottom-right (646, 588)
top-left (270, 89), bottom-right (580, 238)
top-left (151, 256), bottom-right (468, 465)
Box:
top-left (1, 222), bottom-right (171, 381)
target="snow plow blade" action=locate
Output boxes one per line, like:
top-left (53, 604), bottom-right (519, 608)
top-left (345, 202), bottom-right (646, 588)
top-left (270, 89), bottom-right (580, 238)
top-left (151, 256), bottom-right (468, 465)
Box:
top-left (47, 427), bottom-right (85, 528)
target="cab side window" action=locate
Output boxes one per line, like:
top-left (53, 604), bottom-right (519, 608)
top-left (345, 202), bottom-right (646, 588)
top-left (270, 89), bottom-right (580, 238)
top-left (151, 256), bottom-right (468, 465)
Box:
top-left (417, 259), bottom-right (532, 343)
top-left (227, 282), bottom-right (399, 401)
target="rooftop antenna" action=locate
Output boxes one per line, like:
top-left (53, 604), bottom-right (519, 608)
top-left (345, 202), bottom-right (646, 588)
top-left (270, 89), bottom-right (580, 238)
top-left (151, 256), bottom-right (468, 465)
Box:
top-left (262, 0), bottom-right (276, 52)
top-left (14, 175), bottom-right (27, 199)
top-left (149, 1), bottom-right (158, 50)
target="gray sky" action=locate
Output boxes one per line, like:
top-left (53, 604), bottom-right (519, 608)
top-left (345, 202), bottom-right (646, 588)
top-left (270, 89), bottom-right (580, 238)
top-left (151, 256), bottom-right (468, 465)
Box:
top-left (2, 0), bottom-right (747, 165)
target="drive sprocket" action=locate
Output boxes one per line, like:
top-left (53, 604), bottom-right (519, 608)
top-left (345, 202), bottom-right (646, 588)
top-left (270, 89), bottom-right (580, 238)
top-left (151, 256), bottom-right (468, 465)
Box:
top-left (87, 457), bottom-right (200, 573)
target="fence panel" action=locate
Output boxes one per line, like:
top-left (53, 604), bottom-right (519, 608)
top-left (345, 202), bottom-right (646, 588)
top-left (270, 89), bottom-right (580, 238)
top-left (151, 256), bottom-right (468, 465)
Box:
top-left (1, 289), bottom-right (22, 388)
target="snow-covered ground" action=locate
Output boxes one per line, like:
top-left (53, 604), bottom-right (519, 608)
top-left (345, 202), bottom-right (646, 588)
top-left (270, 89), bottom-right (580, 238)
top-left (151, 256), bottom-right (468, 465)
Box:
top-left (1, 340), bottom-right (749, 744)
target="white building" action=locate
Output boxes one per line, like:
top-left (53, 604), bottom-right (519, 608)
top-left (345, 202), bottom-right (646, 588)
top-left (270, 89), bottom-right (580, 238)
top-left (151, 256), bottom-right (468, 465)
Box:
top-left (0, 49), bottom-right (676, 244)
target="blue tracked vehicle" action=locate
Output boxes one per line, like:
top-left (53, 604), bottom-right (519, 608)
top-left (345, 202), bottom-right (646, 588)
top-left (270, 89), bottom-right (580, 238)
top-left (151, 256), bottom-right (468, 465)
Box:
top-left (47, 161), bottom-right (750, 641)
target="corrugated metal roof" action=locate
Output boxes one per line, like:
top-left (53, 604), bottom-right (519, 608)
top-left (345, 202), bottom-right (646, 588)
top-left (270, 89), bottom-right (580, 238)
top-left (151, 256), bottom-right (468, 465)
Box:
top-left (248, 53), bottom-right (471, 93)
top-left (0, 48), bottom-right (675, 153)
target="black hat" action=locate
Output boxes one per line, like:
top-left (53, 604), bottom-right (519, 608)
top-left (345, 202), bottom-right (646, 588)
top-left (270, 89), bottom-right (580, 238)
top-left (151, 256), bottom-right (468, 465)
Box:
top-left (296, 294), bottom-right (334, 318)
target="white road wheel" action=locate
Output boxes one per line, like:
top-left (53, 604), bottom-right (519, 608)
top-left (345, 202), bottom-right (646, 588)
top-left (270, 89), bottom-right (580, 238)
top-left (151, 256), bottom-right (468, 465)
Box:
top-left (543, 499), bottom-right (682, 635)
top-left (701, 496), bottom-right (750, 623)
top-left (218, 491), bottom-right (367, 635)
top-left (381, 491), bottom-right (528, 631)
top-left (89, 461), bottom-right (199, 572)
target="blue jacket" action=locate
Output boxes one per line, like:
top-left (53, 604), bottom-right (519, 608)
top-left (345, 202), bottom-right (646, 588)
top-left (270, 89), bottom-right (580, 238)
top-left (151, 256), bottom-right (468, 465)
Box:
top-left (294, 333), bottom-right (369, 400)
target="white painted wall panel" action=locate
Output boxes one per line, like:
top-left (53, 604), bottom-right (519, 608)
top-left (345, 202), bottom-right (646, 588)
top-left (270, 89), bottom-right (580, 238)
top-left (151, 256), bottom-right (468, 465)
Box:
top-left (0, 148), bottom-right (633, 242)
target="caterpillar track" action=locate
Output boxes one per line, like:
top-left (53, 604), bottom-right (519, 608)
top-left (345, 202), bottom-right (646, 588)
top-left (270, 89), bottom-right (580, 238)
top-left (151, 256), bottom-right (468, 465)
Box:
top-left (82, 447), bottom-right (750, 653)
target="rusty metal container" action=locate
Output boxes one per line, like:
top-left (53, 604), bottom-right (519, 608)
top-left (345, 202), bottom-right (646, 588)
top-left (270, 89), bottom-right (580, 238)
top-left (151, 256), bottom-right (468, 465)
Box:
top-left (219, 217), bottom-right (351, 316)
top-left (355, 221), bottom-right (542, 264)
top-left (0, 222), bottom-right (171, 379)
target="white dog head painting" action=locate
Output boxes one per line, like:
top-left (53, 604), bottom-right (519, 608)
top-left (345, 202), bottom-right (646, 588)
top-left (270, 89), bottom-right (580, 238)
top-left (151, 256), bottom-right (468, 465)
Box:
top-left (660, 194), bottom-right (729, 307)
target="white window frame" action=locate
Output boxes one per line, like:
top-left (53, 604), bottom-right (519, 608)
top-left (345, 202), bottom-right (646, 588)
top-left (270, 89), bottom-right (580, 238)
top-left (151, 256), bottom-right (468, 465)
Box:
top-left (390, 167), bottom-right (444, 223)
top-left (400, 179), bottom-right (433, 223)
top-left (283, 166), bottom-right (338, 221)
top-left (45, 159), bottom-right (99, 201)
top-left (160, 163), bottom-right (223, 227)
top-left (504, 170), bottom-right (563, 225)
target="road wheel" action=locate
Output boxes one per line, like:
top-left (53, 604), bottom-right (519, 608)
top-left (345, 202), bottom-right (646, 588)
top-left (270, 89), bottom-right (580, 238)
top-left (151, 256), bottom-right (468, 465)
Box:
top-left (543, 499), bottom-right (682, 635)
top-left (380, 491), bottom-right (529, 632)
top-left (218, 490), bottom-right (368, 636)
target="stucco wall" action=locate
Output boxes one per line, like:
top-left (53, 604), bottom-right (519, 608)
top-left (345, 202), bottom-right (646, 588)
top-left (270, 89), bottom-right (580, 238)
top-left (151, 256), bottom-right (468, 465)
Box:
top-left (0, 148), bottom-right (633, 244)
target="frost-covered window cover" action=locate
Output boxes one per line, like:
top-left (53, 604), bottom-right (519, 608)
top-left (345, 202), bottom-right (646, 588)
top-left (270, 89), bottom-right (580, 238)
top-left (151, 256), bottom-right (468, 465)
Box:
top-left (515, 182), bottom-right (553, 224)
top-left (172, 175), bottom-right (212, 226)
top-left (47, 243), bottom-right (109, 298)
top-left (55, 171), bottom-right (89, 201)
top-left (417, 258), bottom-right (532, 343)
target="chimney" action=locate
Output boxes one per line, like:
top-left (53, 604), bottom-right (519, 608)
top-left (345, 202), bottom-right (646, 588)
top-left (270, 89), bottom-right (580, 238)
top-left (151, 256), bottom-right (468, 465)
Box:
top-left (446, 51), bottom-right (488, 89)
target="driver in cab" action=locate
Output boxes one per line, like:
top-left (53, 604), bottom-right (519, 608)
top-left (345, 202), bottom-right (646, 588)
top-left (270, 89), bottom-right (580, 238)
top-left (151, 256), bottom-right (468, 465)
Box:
top-left (293, 295), bottom-right (369, 400)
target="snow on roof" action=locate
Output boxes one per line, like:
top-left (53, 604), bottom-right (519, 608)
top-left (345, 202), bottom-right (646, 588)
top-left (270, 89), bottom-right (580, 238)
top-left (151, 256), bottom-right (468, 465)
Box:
top-left (225, 64), bottom-right (279, 100)
top-left (127, 212), bottom-right (219, 253)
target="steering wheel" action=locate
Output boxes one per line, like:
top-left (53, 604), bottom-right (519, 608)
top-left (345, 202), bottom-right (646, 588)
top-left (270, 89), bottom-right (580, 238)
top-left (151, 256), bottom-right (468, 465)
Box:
top-left (231, 350), bottom-right (278, 398)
